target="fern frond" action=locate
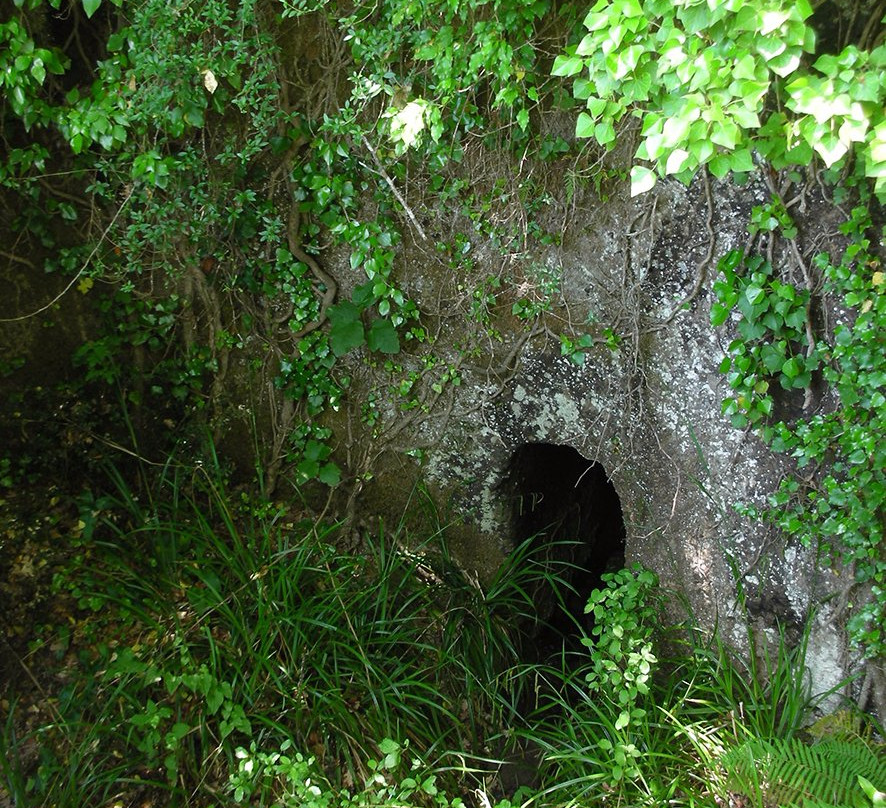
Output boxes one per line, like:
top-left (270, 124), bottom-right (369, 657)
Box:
top-left (722, 737), bottom-right (886, 808)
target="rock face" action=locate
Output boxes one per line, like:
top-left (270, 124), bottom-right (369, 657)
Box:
top-left (347, 170), bottom-right (869, 711)
top-left (0, 142), bottom-right (873, 714)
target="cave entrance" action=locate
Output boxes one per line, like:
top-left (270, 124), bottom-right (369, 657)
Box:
top-left (506, 443), bottom-right (626, 652)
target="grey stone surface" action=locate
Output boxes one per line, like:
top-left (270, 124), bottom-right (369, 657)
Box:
top-left (339, 171), bottom-right (876, 712)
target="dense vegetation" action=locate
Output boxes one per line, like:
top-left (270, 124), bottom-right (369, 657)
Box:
top-left (1, 0), bottom-right (884, 804)
top-left (2, 457), bottom-right (885, 806)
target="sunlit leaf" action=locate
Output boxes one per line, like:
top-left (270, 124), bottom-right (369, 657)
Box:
top-left (630, 165), bottom-right (656, 196)
top-left (552, 54), bottom-right (584, 77)
top-left (202, 69), bottom-right (218, 94)
top-left (665, 148), bottom-right (691, 175)
top-left (575, 111), bottom-right (595, 138)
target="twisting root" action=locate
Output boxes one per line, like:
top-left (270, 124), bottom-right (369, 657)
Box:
top-left (285, 174), bottom-right (338, 339)
top-left (267, 134), bottom-right (338, 339)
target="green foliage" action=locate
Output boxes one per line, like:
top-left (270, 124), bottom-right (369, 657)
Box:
top-left (228, 737), bottom-right (522, 808)
top-left (3, 9), bottom-right (884, 807)
top-left (0, 700), bottom-right (27, 805)
top-left (1, 0), bottom-right (587, 491)
top-left (0, 457), bottom-right (13, 487)
top-left (709, 618), bottom-right (816, 741)
top-left (713, 250), bottom-right (818, 428)
top-left (0, 0), bottom-right (367, 485)
top-left (277, 333), bottom-right (344, 417)
top-left (4, 458), bottom-right (569, 803)
top-left (523, 566), bottom-right (668, 801)
top-left (286, 423), bottom-right (342, 485)
top-left (582, 565), bottom-right (659, 727)
top-left (558, 0), bottom-right (886, 197)
top-left (511, 263), bottom-right (560, 321)
top-left (6, 468), bottom-right (876, 808)
top-left (0, 16), bottom-right (67, 127)
top-left (860, 775), bottom-right (886, 808)
top-left (104, 648), bottom-right (252, 787)
top-left (766, 216), bottom-right (886, 657)
top-left (328, 301), bottom-right (401, 357)
top-left (722, 737), bottom-right (886, 808)
top-left (559, 332), bottom-right (595, 365)
top-left (714, 203), bottom-right (886, 656)
top-left (319, 0), bottom-right (553, 149)
top-left (516, 568), bottom-right (851, 806)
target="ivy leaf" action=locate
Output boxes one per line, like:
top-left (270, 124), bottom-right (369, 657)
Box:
top-left (575, 111), bottom-right (595, 138)
top-left (29, 58), bottom-right (46, 84)
top-left (594, 120), bottom-right (616, 145)
top-left (367, 318), bottom-right (400, 354)
top-left (318, 462), bottom-right (341, 486)
top-left (552, 54), bottom-right (584, 77)
top-left (729, 148), bottom-right (755, 173)
top-left (82, 0), bottom-right (101, 18)
top-left (328, 301), bottom-right (365, 356)
top-left (630, 165), bottom-right (656, 196)
top-left (711, 303), bottom-right (731, 327)
top-left (586, 96), bottom-right (608, 119)
top-left (573, 78), bottom-right (593, 99)
top-left (760, 9), bottom-right (790, 35)
top-left (768, 49), bottom-right (801, 77)
top-left (733, 54), bottom-right (758, 81)
top-left (781, 356), bottom-right (802, 379)
top-left (665, 148), bottom-right (691, 175)
top-left (814, 130), bottom-right (850, 167)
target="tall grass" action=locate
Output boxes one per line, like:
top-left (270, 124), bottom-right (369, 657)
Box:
top-left (2, 455), bottom-right (881, 808)
top-left (1, 457), bottom-right (573, 805)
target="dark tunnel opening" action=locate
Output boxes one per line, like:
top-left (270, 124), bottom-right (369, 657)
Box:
top-left (505, 442), bottom-right (626, 656)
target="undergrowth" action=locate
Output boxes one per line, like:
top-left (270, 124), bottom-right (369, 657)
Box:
top-left (1, 454), bottom-right (883, 807)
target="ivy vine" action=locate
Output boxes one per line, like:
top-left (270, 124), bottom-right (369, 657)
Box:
top-left (554, 0), bottom-right (885, 198)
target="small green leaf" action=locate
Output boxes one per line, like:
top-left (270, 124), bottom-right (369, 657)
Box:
top-left (82, 0), bottom-right (101, 17)
top-left (781, 356), bottom-right (801, 379)
top-left (729, 148), bottom-right (755, 173)
top-left (367, 318), bottom-right (400, 354)
top-left (745, 284), bottom-right (766, 305)
top-left (30, 58), bottom-right (46, 84)
top-left (594, 120), bottom-right (616, 145)
top-left (516, 107), bottom-right (529, 131)
top-left (573, 78), bottom-right (593, 99)
top-left (318, 462), bottom-right (341, 486)
top-left (665, 148), bottom-right (691, 175)
top-left (328, 301), bottom-right (365, 356)
top-left (711, 304), bottom-right (731, 327)
top-left (630, 165), bottom-right (656, 196)
top-left (576, 111), bottom-right (595, 138)
top-left (552, 54), bottom-right (584, 77)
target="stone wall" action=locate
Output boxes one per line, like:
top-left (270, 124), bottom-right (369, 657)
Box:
top-left (343, 170), bottom-right (871, 712)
